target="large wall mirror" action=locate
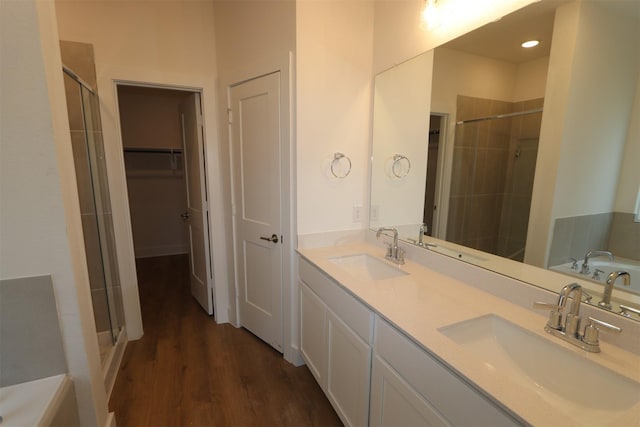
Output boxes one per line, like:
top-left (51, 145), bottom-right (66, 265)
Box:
top-left (370, 0), bottom-right (640, 321)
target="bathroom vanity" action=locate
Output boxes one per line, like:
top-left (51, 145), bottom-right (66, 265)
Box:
top-left (297, 242), bottom-right (640, 426)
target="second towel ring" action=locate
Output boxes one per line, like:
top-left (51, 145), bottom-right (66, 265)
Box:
top-left (392, 154), bottom-right (411, 178)
top-left (331, 152), bottom-right (351, 178)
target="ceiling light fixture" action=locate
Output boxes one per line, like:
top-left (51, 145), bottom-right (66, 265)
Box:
top-left (521, 40), bottom-right (540, 48)
top-left (421, 0), bottom-right (440, 29)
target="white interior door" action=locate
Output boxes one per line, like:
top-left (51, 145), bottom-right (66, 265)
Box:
top-left (180, 92), bottom-right (214, 315)
top-left (229, 72), bottom-right (283, 352)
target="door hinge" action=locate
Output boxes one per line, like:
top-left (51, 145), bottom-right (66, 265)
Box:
top-left (227, 108), bottom-right (233, 124)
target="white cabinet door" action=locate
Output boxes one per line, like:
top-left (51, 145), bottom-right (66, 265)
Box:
top-left (326, 308), bottom-right (372, 427)
top-left (299, 281), bottom-right (327, 388)
top-left (370, 355), bottom-right (450, 427)
top-left (373, 318), bottom-right (521, 427)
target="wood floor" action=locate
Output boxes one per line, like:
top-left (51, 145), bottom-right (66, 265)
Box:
top-left (109, 255), bottom-right (342, 427)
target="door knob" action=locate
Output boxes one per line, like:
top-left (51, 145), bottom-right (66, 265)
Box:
top-left (260, 234), bottom-right (279, 243)
top-left (180, 211), bottom-right (190, 221)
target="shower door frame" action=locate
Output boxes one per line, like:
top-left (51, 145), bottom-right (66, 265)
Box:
top-left (63, 65), bottom-right (124, 346)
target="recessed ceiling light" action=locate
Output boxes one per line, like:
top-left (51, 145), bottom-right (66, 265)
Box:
top-left (521, 40), bottom-right (539, 48)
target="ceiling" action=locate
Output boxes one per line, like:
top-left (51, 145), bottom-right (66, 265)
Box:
top-left (442, 1), bottom-right (566, 64)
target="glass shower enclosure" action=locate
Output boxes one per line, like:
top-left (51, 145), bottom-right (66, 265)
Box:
top-left (63, 66), bottom-right (125, 364)
top-left (446, 103), bottom-right (543, 262)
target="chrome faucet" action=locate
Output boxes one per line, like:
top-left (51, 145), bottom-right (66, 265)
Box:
top-left (418, 223), bottom-right (427, 247)
top-left (376, 227), bottom-right (405, 265)
top-left (580, 250), bottom-right (613, 275)
top-left (598, 271), bottom-right (630, 310)
top-left (534, 282), bottom-right (621, 352)
top-left (562, 283), bottom-right (583, 336)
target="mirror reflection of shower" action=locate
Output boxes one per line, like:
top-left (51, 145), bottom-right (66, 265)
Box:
top-left (443, 96), bottom-right (543, 262)
top-left (62, 64), bottom-right (125, 366)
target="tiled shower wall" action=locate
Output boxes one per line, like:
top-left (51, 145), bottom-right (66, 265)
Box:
top-left (447, 95), bottom-right (542, 261)
top-left (548, 212), bottom-right (640, 267)
top-left (497, 98), bottom-right (543, 260)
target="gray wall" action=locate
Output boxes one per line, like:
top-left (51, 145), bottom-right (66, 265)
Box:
top-left (0, 276), bottom-right (67, 386)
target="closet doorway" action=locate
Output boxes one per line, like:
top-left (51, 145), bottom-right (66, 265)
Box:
top-left (117, 85), bottom-right (214, 316)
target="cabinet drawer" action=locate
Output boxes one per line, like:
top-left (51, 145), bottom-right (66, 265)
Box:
top-left (299, 257), bottom-right (374, 344)
top-left (375, 317), bottom-right (522, 426)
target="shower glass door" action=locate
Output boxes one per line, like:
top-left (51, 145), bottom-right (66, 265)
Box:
top-left (63, 70), bottom-right (124, 358)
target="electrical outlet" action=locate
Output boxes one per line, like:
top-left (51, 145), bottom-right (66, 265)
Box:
top-left (371, 205), bottom-right (380, 222)
top-left (353, 205), bottom-right (363, 223)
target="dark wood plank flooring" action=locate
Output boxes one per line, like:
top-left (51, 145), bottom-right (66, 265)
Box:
top-left (109, 255), bottom-right (342, 427)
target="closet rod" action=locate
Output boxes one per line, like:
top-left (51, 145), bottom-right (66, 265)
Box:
top-left (123, 147), bottom-right (183, 154)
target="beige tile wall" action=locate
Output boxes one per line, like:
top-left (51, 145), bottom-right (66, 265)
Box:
top-left (448, 95), bottom-right (543, 261)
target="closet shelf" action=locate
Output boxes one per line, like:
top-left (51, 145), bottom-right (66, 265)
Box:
top-left (126, 170), bottom-right (184, 179)
top-left (124, 147), bottom-right (182, 154)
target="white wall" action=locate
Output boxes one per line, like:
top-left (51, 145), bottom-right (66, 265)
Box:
top-left (55, 0), bottom-right (229, 329)
top-left (526, 1), bottom-right (639, 265)
top-left (213, 0), bottom-right (297, 359)
top-left (1, 1), bottom-right (109, 424)
top-left (296, 0), bottom-right (375, 235)
top-left (431, 48), bottom-right (518, 114)
top-left (431, 47), bottom-right (548, 114)
top-left (513, 56), bottom-right (550, 102)
top-left (118, 87), bottom-right (189, 150)
top-left (550, 1), bottom-right (637, 219)
top-left (370, 51), bottom-right (433, 230)
top-left (614, 71), bottom-right (640, 213)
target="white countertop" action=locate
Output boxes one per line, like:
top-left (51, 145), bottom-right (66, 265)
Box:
top-left (298, 243), bottom-right (640, 427)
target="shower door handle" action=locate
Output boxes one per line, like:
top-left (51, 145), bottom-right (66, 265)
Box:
top-left (180, 211), bottom-right (190, 221)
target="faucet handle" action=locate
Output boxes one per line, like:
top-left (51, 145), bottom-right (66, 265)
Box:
top-left (533, 301), bottom-right (563, 330)
top-left (592, 269), bottom-right (604, 280)
top-left (581, 317), bottom-right (621, 351)
top-left (569, 257), bottom-right (578, 270)
top-left (533, 301), bottom-right (560, 310)
top-left (619, 304), bottom-right (640, 318)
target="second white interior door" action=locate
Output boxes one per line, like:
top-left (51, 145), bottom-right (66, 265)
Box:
top-left (180, 92), bottom-right (214, 315)
top-left (229, 72), bottom-right (283, 352)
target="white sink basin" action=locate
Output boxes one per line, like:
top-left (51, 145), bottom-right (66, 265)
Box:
top-left (439, 314), bottom-right (640, 423)
top-left (329, 254), bottom-right (408, 281)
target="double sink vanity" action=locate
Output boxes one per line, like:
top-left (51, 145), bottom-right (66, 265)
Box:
top-left (296, 1), bottom-right (640, 424)
top-left (297, 235), bottom-right (640, 426)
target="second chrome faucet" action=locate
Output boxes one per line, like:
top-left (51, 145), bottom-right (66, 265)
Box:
top-left (580, 250), bottom-right (613, 275)
top-left (376, 227), bottom-right (405, 265)
top-left (534, 283), bottom-right (621, 353)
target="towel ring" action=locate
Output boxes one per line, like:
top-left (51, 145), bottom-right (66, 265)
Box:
top-left (392, 154), bottom-right (411, 178)
top-left (331, 152), bottom-right (351, 178)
